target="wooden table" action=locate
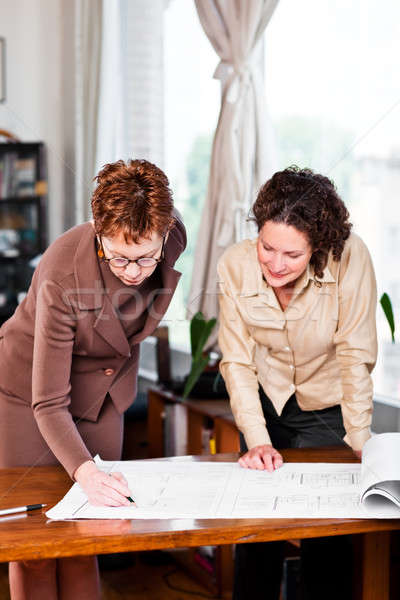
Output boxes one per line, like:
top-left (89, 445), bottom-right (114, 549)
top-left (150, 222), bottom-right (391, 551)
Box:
top-left (0, 448), bottom-right (399, 600)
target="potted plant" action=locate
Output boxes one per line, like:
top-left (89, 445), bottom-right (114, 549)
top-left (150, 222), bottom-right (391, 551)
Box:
top-left (181, 311), bottom-right (227, 399)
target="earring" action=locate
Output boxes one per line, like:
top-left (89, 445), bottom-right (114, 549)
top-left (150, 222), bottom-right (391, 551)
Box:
top-left (96, 237), bottom-right (104, 258)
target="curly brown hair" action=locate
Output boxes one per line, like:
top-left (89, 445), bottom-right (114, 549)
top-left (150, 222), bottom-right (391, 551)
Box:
top-left (252, 166), bottom-right (352, 279)
top-left (91, 159), bottom-right (175, 242)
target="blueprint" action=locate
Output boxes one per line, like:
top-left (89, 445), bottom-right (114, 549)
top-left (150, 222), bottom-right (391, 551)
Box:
top-left (46, 455), bottom-right (400, 520)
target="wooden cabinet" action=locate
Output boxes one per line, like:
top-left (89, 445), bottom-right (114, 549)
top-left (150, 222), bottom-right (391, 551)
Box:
top-left (147, 387), bottom-right (240, 458)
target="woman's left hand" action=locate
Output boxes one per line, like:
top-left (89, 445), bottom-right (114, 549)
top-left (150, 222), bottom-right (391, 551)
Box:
top-left (353, 449), bottom-right (362, 460)
top-left (239, 444), bottom-right (283, 472)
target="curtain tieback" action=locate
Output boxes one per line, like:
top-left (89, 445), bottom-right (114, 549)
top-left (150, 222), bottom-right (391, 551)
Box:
top-left (213, 60), bottom-right (253, 104)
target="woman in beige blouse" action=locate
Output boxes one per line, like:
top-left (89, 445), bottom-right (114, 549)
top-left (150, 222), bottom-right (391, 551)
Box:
top-left (217, 166), bottom-right (377, 600)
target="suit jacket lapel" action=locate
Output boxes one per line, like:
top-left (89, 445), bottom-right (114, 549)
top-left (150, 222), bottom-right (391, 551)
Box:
top-left (130, 262), bottom-right (181, 345)
top-left (72, 224), bottom-right (103, 310)
top-left (72, 223), bottom-right (130, 357)
top-left (93, 295), bottom-right (131, 357)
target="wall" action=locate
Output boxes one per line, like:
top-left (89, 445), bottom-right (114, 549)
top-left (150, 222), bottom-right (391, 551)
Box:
top-left (0, 0), bottom-right (75, 243)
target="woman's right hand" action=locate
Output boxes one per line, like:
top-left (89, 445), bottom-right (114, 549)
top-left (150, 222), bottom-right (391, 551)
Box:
top-left (239, 444), bottom-right (283, 472)
top-left (74, 460), bottom-right (132, 506)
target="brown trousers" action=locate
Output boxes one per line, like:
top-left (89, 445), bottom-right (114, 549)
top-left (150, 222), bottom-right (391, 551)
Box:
top-left (0, 390), bottom-right (124, 600)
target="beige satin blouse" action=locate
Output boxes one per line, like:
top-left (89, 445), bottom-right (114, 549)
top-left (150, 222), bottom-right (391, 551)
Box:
top-left (217, 233), bottom-right (377, 452)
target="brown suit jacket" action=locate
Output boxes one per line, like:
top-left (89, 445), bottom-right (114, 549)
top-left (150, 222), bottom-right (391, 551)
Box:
top-left (0, 216), bottom-right (186, 476)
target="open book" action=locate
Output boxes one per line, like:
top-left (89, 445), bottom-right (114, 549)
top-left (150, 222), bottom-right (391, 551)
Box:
top-left (361, 432), bottom-right (400, 511)
top-left (46, 433), bottom-right (400, 520)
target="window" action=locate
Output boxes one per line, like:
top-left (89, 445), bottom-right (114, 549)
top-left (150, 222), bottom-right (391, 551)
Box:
top-left (163, 0), bottom-right (219, 349)
top-left (265, 0), bottom-right (400, 339)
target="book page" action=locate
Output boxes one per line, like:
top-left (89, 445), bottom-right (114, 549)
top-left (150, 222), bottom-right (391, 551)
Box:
top-left (46, 458), bottom-right (400, 521)
top-left (361, 433), bottom-right (400, 495)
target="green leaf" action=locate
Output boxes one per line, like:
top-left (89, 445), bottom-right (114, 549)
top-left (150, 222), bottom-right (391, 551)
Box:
top-left (182, 354), bottom-right (209, 399)
top-left (190, 311), bottom-right (206, 357)
top-left (192, 317), bottom-right (217, 363)
top-left (185, 312), bottom-right (218, 399)
top-left (380, 293), bottom-right (395, 343)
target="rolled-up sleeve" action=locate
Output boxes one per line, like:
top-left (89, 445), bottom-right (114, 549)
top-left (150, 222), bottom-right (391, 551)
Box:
top-left (32, 278), bottom-right (93, 477)
top-left (217, 260), bottom-right (271, 449)
top-left (333, 237), bottom-right (377, 451)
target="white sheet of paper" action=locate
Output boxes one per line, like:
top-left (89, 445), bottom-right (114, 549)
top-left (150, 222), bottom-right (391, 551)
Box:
top-left (46, 457), bottom-right (400, 520)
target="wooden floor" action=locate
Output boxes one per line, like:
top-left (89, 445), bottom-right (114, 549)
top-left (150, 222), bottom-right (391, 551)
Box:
top-left (0, 552), bottom-right (219, 600)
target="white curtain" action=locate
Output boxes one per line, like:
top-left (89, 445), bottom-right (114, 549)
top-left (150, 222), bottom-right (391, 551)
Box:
top-left (75, 0), bottom-right (166, 224)
top-left (94, 0), bottom-right (124, 173)
top-left (74, 0), bottom-right (103, 224)
top-left (188, 0), bottom-right (279, 325)
top-left (95, 0), bottom-right (165, 174)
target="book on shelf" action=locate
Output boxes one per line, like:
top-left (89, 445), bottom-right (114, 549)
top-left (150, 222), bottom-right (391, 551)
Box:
top-left (0, 152), bottom-right (36, 199)
top-left (14, 157), bottom-right (36, 197)
top-left (0, 151), bottom-right (17, 198)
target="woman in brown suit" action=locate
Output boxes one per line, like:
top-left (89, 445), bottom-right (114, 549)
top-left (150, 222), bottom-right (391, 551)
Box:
top-left (0, 159), bottom-right (186, 599)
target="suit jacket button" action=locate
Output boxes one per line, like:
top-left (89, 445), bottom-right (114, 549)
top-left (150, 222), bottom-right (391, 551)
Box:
top-left (104, 368), bottom-right (114, 376)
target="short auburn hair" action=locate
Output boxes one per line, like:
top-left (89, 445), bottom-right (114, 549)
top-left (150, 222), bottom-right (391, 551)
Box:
top-left (252, 166), bottom-right (352, 279)
top-left (91, 159), bottom-right (175, 242)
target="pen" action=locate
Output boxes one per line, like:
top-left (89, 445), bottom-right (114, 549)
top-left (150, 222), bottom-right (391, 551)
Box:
top-left (107, 473), bottom-right (135, 504)
top-left (0, 503), bottom-right (47, 517)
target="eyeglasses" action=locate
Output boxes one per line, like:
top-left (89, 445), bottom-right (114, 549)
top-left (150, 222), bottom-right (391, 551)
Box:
top-left (98, 236), bottom-right (165, 269)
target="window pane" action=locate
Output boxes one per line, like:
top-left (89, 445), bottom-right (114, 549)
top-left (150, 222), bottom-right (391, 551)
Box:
top-left (265, 0), bottom-right (400, 338)
top-left (164, 0), bottom-right (219, 349)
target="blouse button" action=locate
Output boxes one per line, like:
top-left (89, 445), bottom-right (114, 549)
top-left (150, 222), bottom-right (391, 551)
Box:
top-left (104, 368), bottom-right (115, 376)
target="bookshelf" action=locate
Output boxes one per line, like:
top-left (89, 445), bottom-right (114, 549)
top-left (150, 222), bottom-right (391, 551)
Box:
top-left (0, 141), bottom-right (47, 323)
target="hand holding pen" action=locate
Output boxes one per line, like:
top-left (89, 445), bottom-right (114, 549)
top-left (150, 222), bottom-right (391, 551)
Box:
top-left (73, 460), bottom-right (134, 506)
